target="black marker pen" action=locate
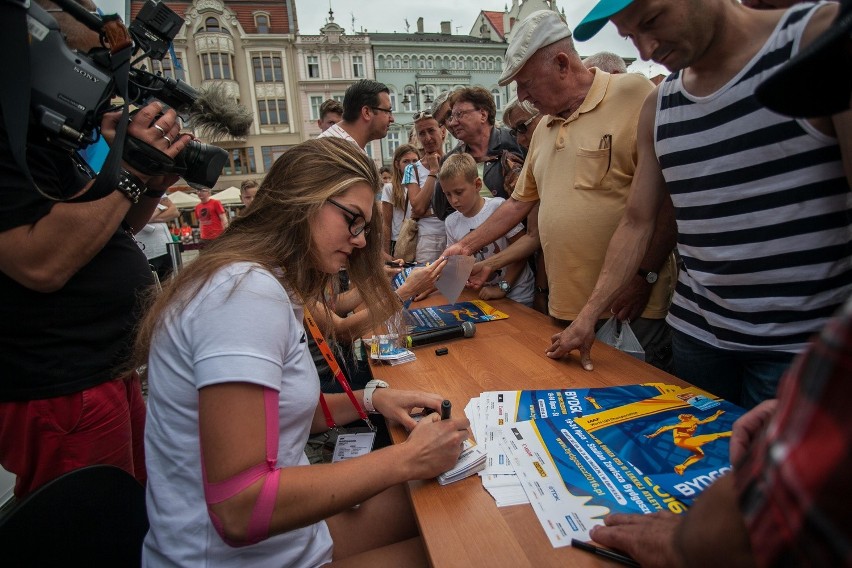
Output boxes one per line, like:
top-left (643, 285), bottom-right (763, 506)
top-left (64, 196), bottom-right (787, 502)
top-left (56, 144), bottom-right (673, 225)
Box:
top-left (441, 400), bottom-right (452, 420)
top-left (571, 539), bottom-right (639, 567)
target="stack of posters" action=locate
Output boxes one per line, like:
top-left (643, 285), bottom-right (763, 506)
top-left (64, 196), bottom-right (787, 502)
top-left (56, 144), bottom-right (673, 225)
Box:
top-left (466, 385), bottom-right (745, 546)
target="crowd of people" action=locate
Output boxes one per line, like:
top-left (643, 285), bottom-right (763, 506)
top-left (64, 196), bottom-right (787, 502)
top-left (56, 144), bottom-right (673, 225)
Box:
top-left (1, 0), bottom-right (850, 565)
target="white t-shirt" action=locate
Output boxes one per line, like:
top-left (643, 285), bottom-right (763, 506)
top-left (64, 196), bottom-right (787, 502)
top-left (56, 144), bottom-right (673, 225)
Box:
top-left (136, 222), bottom-right (173, 260)
top-left (401, 162), bottom-right (445, 237)
top-left (143, 262), bottom-right (333, 568)
top-left (445, 197), bottom-right (535, 306)
top-left (380, 182), bottom-right (411, 241)
top-left (317, 123), bottom-right (365, 154)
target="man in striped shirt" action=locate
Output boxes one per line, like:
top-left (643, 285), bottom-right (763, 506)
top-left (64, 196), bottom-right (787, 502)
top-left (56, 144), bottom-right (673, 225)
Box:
top-left (552, 0), bottom-right (851, 409)
top-left (582, 3), bottom-right (852, 564)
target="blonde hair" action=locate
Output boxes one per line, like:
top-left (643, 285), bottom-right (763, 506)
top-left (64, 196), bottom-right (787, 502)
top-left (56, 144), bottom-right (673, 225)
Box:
top-left (133, 137), bottom-right (399, 369)
top-left (438, 153), bottom-right (478, 184)
top-left (390, 144), bottom-right (420, 210)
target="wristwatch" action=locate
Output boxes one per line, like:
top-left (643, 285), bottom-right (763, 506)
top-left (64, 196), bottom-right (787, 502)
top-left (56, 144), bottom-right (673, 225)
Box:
top-left (116, 169), bottom-right (148, 204)
top-left (498, 280), bottom-right (512, 293)
top-left (637, 268), bottom-right (658, 284)
top-left (363, 379), bottom-right (389, 413)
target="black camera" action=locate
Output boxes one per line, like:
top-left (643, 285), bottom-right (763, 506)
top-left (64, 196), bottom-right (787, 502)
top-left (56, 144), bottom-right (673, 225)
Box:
top-left (26, 0), bottom-right (234, 188)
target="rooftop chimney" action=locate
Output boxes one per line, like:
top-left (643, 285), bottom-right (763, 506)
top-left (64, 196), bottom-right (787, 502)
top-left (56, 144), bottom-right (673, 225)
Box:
top-left (440, 21), bottom-right (451, 34)
top-left (417, 17), bottom-right (424, 33)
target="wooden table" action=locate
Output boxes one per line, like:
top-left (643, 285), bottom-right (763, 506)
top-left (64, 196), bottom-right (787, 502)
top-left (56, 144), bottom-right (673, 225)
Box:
top-left (370, 291), bottom-right (686, 568)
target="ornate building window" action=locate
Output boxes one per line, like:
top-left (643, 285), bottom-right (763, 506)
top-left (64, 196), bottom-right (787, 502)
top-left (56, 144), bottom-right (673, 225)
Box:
top-left (257, 99), bottom-right (288, 125)
top-left (491, 88), bottom-right (502, 110)
top-left (352, 55), bottom-right (365, 78)
top-left (201, 53), bottom-right (233, 80)
top-left (252, 53), bottom-right (283, 82)
top-left (203, 17), bottom-right (228, 34)
top-left (255, 13), bottom-right (269, 33)
top-left (150, 53), bottom-right (185, 81)
top-left (307, 55), bottom-right (320, 78)
top-left (223, 147), bottom-right (257, 176)
top-left (386, 131), bottom-right (400, 156)
top-left (262, 145), bottom-right (291, 171)
top-left (310, 95), bottom-right (324, 120)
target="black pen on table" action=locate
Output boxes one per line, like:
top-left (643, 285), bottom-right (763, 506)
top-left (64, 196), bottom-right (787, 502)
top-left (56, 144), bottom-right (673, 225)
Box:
top-left (571, 539), bottom-right (640, 567)
top-left (440, 400), bottom-right (452, 420)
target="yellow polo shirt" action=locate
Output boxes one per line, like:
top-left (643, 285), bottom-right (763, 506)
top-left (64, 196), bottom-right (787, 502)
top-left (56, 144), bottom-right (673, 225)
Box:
top-left (513, 70), bottom-right (674, 321)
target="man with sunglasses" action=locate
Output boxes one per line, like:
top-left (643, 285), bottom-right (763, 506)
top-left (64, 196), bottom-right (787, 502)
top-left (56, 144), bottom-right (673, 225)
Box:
top-left (318, 79), bottom-right (394, 153)
top-left (444, 10), bottom-right (678, 373)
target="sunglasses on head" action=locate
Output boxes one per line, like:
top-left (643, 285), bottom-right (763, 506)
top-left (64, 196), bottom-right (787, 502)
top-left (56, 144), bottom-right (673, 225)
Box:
top-left (510, 113), bottom-right (540, 137)
top-left (412, 110), bottom-right (434, 121)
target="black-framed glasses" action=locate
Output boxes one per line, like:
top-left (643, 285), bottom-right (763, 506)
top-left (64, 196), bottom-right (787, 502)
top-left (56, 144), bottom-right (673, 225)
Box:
top-left (327, 199), bottom-right (370, 237)
top-left (370, 106), bottom-right (393, 115)
top-left (412, 110), bottom-right (433, 121)
top-left (510, 113), bottom-right (540, 137)
top-left (446, 108), bottom-right (480, 123)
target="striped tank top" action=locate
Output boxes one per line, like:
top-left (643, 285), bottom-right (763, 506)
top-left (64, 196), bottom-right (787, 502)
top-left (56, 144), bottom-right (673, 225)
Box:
top-left (655, 3), bottom-right (852, 353)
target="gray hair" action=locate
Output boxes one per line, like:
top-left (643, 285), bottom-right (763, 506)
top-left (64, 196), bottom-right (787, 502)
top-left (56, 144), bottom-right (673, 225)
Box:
top-left (582, 51), bottom-right (628, 74)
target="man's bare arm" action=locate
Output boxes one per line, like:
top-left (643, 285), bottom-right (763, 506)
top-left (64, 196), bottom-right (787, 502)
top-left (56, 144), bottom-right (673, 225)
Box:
top-left (547, 87), bottom-right (669, 365)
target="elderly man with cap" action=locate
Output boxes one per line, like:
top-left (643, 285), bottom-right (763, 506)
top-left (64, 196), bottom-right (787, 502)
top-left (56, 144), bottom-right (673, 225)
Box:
top-left (443, 9), bottom-right (678, 372)
top-left (555, 0), bottom-right (852, 409)
top-left (584, 6), bottom-right (852, 565)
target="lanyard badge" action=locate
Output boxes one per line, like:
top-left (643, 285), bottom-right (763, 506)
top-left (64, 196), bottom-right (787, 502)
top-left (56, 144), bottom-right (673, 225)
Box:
top-left (304, 309), bottom-right (376, 461)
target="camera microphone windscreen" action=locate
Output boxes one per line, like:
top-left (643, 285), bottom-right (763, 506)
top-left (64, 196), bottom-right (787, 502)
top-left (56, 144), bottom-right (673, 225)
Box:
top-left (188, 82), bottom-right (253, 140)
top-left (404, 321), bottom-right (475, 348)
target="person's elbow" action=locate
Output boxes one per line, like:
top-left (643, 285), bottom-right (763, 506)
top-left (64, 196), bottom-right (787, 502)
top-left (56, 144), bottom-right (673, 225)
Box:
top-left (410, 200), bottom-right (430, 218)
top-left (3, 260), bottom-right (75, 293)
top-left (208, 494), bottom-right (263, 546)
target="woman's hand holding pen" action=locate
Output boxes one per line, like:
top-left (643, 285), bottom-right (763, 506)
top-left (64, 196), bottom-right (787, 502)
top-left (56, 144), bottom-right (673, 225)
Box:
top-left (403, 413), bottom-right (470, 479)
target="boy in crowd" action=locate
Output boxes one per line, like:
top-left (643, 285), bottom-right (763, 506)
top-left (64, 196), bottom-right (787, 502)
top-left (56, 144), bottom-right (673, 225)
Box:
top-left (441, 154), bottom-right (534, 307)
top-left (239, 179), bottom-right (258, 209)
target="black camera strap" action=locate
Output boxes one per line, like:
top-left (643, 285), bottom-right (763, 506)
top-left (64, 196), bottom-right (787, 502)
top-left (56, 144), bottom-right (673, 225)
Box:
top-left (0, 1), bottom-right (132, 203)
top-left (0, 0), bottom-right (36, 192)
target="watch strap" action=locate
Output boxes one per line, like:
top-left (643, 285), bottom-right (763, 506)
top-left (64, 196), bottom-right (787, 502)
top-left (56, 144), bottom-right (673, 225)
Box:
top-left (363, 379), bottom-right (389, 413)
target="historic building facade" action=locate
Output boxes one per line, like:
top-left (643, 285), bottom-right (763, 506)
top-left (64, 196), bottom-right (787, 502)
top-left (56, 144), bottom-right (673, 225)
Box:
top-left (131, 0), bottom-right (302, 190)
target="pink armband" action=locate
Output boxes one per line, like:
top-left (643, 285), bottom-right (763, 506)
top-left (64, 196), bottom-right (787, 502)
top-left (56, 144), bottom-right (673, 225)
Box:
top-left (202, 388), bottom-right (281, 546)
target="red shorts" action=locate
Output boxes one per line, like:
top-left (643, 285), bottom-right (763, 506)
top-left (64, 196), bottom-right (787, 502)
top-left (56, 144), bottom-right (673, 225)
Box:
top-left (0, 373), bottom-right (146, 499)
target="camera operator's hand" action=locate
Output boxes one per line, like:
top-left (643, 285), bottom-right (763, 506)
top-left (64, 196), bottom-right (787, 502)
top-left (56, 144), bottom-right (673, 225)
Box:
top-left (100, 101), bottom-right (192, 184)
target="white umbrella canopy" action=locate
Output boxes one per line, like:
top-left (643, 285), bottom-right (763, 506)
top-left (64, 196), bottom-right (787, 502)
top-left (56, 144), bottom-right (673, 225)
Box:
top-left (168, 190), bottom-right (201, 209)
top-left (212, 186), bottom-right (242, 205)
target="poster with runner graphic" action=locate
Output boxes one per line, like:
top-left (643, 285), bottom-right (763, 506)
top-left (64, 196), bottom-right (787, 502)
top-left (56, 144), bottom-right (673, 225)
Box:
top-left (573, 387), bottom-right (746, 505)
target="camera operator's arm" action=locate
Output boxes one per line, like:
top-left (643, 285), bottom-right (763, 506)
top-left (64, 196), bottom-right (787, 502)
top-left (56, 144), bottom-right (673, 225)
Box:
top-left (0, 102), bottom-right (190, 292)
top-left (106, 103), bottom-right (190, 233)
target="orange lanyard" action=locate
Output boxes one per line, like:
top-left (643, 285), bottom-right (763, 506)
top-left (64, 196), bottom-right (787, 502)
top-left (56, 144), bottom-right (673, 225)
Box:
top-left (303, 307), bottom-right (373, 431)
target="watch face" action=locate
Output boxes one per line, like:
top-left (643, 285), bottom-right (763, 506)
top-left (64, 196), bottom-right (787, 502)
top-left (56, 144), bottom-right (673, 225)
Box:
top-left (498, 281), bottom-right (510, 292)
top-left (646, 272), bottom-right (658, 284)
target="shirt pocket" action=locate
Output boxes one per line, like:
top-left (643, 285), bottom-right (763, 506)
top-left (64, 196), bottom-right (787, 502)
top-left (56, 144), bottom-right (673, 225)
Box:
top-left (573, 146), bottom-right (612, 191)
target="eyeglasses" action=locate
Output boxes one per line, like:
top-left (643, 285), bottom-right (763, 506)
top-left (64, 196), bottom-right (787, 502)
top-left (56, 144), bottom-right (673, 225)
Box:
top-left (327, 198), bottom-right (371, 237)
top-left (446, 108), bottom-right (480, 123)
top-left (370, 106), bottom-right (393, 115)
top-left (412, 110), bottom-right (433, 121)
top-left (510, 113), bottom-right (540, 137)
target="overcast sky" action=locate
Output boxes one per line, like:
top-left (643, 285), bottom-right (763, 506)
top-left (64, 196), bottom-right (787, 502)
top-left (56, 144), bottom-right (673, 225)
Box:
top-left (95, 0), bottom-right (666, 77)
top-left (294, 0), bottom-right (666, 77)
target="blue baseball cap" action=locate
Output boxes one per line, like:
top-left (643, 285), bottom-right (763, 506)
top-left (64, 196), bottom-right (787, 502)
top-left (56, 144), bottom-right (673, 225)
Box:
top-left (573, 0), bottom-right (635, 41)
